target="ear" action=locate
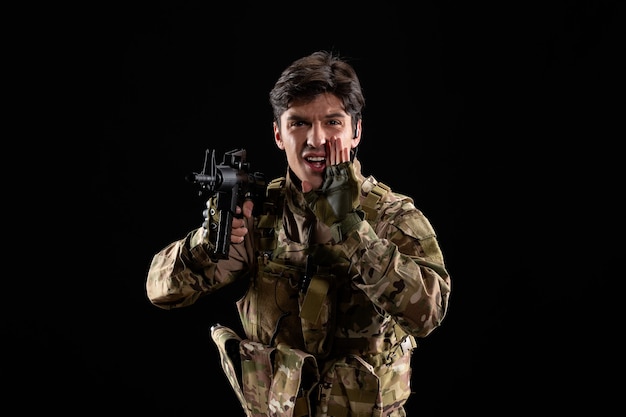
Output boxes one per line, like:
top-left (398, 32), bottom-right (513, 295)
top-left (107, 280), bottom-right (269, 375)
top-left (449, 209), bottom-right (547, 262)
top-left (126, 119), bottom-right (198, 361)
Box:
top-left (351, 119), bottom-right (362, 148)
top-left (273, 122), bottom-right (285, 150)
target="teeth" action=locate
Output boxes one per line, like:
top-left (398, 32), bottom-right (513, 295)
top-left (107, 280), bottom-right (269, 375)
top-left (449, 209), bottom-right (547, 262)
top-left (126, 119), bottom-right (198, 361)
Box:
top-left (307, 157), bottom-right (324, 162)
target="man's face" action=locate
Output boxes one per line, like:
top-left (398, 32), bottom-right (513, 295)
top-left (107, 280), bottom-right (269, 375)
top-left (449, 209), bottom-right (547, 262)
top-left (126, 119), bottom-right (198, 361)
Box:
top-left (273, 93), bottom-right (361, 190)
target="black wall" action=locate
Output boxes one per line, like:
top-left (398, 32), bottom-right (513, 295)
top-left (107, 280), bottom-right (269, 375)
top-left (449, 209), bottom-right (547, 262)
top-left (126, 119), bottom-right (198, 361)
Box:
top-left (7, 1), bottom-right (622, 415)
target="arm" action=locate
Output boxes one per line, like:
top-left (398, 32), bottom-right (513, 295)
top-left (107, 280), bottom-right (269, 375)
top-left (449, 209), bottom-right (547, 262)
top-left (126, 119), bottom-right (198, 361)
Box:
top-left (303, 150), bottom-right (450, 338)
top-left (146, 149), bottom-right (262, 309)
top-left (146, 221), bottom-right (255, 309)
top-left (341, 197), bottom-right (451, 338)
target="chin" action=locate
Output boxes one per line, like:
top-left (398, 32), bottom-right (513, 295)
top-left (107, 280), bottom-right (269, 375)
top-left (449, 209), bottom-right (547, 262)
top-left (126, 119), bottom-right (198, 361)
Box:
top-left (301, 173), bottom-right (323, 190)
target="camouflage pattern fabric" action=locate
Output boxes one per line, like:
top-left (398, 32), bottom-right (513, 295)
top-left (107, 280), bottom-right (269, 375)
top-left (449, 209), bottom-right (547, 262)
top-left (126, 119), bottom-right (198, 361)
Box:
top-left (147, 157), bottom-right (452, 416)
top-left (212, 323), bottom-right (413, 417)
top-left (212, 324), bottom-right (319, 417)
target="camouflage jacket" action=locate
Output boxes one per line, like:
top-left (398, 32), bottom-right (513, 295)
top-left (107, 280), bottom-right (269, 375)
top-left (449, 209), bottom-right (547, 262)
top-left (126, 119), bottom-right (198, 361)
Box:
top-left (146, 158), bottom-right (451, 417)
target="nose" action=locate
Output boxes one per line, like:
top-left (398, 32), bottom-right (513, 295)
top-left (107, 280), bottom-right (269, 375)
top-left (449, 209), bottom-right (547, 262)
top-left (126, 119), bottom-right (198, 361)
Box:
top-left (307, 123), bottom-right (326, 148)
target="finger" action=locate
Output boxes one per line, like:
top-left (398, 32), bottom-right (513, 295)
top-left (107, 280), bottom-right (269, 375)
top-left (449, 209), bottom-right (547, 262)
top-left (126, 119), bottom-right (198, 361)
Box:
top-left (231, 217), bottom-right (245, 231)
top-left (231, 225), bottom-right (248, 243)
top-left (242, 200), bottom-right (254, 218)
top-left (326, 140), bottom-right (336, 165)
top-left (231, 233), bottom-right (246, 244)
top-left (332, 137), bottom-right (348, 164)
top-left (336, 137), bottom-right (349, 162)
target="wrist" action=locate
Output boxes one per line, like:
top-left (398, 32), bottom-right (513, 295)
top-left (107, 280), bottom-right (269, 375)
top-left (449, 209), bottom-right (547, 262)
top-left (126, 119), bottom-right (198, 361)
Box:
top-left (331, 210), bottom-right (365, 242)
top-left (341, 210), bottom-right (364, 233)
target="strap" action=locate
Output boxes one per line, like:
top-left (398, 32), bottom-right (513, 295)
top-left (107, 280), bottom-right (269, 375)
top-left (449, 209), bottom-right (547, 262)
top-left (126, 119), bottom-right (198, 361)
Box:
top-left (294, 397), bottom-right (309, 417)
top-left (361, 182), bottom-right (390, 221)
top-left (265, 176), bottom-right (286, 208)
top-left (299, 275), bottom-right (330, 323)
top-left (254, 177), bottom-right (285, 254)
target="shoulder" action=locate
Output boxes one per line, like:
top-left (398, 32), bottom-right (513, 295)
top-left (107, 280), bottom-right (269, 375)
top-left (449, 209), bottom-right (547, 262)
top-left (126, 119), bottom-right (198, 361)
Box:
top-left (264, 176), bottom-right (287, 203)
top-left (266, 176), bottom-right (286, 194)
top-left (258, 176), bottom-right (286, 217)
top-left (360, 176), bottom-right (436, 241)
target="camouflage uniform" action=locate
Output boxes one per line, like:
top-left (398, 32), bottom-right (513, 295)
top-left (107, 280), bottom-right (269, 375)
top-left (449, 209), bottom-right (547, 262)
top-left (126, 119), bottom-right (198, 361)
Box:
top-left (147, 157), bottom-right (451, 417)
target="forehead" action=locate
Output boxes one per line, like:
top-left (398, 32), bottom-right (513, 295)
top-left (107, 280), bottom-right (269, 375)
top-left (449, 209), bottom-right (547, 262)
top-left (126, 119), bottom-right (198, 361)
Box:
top-left (283, 93), bottom-right (347, 119)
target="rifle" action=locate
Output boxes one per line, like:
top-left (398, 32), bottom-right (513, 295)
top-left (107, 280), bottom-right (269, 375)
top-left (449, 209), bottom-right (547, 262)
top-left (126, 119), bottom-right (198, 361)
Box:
top-left (186, 148), bottom-right (265, 259)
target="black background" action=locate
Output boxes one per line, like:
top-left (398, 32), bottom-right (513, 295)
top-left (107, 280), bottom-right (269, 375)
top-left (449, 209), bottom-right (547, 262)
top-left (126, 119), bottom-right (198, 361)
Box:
top-left (7, 1), bottom-right (623, 415)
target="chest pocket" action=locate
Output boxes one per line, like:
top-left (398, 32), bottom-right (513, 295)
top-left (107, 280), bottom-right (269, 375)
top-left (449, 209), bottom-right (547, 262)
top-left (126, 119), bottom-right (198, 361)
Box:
top-left (253, 177), bottom-right (341, 357)
top-left (245, 257), bottom-right (338, 358)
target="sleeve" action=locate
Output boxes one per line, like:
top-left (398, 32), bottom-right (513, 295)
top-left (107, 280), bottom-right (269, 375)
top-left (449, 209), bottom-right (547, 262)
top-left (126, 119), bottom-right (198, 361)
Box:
top-left (146, 222), bottom-right (254, 310)
top-left (341, 199), bottom-right (451, 338)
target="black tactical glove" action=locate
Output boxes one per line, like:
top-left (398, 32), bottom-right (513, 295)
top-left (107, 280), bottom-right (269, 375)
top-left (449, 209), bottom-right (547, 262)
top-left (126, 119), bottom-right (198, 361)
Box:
top-left (304, 162), bottom-right (363, 240)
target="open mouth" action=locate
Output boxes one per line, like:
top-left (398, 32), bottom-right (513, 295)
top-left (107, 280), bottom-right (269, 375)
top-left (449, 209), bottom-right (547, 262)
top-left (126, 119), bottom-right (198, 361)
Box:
top-left (305, 156), bottom-right (326, 170)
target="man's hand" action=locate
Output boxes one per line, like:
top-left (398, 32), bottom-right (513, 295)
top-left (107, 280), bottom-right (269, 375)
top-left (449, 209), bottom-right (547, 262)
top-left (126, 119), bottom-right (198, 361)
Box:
top-left (203, 198), bottom-right (254, 245)
top-left (230, 200), bottom-right (253, 243)
top-left (302, 138), bottom-right (360, 227)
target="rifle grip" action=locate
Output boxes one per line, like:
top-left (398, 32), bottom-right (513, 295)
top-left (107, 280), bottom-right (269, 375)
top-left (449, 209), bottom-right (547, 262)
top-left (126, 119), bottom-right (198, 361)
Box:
top-left (214, 209), bottom-right (233, 259)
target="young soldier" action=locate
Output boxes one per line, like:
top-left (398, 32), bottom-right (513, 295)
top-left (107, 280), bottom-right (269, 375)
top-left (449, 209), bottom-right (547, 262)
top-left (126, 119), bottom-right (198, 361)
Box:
top-left (147, 50), bottom-right (451, 417)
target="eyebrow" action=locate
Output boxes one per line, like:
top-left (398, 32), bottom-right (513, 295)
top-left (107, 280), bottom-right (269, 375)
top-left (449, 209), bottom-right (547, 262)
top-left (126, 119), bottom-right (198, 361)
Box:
top-left (324, 112), bottom-right (349, 119)
top-left (285, 111), bottom-right (348, 121)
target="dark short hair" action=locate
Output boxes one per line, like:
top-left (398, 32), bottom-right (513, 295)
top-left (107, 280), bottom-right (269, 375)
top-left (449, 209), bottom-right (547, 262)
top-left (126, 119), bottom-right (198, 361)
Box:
top-left (269, 51), bottom-right (365, 128)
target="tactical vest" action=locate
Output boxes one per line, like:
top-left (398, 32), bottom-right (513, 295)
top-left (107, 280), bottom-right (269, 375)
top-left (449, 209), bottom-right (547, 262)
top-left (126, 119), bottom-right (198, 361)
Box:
top-left (211, 177), bottom-right (416, 417)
